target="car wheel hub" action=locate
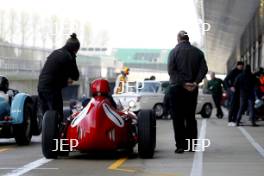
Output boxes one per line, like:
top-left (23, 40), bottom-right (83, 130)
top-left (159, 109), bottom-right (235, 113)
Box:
top-left (155, 105), bottom-right (163, 117)
top-left (205, 105), bottom-right (212, 115)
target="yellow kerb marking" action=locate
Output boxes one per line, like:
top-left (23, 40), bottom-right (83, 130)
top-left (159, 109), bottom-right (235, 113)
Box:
top-left (108, 157), bottom-right (182, 175)
top-left (108, 157), bottom-right (127, 170)
top-left (108, 157), bottom-right (136, 173)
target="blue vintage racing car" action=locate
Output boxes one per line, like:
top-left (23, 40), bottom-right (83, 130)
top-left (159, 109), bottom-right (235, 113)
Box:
top-left (0, 76), bottom-right (42, 145)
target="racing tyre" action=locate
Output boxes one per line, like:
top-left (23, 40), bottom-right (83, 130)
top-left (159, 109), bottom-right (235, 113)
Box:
top-left (153, 104), bottom-right (164, 119)
top-left (201, 103), bottom-right (212, 118)
top-left (138, 110), bottom-right (156, 158)
top-left (13, 98), bottom-right (33, 145)
top-left (31, 95), bottom-right (42, 135)
top-left (42, 110), bottom-right (59, 159)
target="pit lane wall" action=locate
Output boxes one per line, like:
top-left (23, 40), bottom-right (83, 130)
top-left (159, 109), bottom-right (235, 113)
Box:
top-left (0, 43), bottom-right (170, 99)
top-left (0, 43), bottom-right (103, 98)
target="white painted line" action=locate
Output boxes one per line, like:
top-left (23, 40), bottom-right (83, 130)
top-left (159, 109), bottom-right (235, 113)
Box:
top-left (3, 158), bottom-right (53, 176)
top-left (239, 127), bottom-right (264, 158)
top-left (0, 168), bottom-right (58, 170)
top-left (190, 119), bottom-right (207, 176)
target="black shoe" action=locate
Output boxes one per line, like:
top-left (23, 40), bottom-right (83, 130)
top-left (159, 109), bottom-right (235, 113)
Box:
top-left (174, 148), bottom-right (184, 154)
top-left (252, 123), bottom-right (259, 127)
top-left (217, 115), bottom-right (223, 119)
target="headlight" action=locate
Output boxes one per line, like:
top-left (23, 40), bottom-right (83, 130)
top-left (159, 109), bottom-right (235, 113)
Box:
top-left (128, 101), bottom-right (136, 108)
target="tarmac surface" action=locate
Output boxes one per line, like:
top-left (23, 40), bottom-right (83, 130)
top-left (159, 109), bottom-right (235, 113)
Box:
top-left (0, 110), bottom-right (264, 176)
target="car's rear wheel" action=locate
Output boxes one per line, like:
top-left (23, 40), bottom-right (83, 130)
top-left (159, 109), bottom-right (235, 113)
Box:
top-left (13, 98), bottom-right (32, 145)
top-left (138, 110), bottom-right (156, 158)
top-left (153, 104), bottom-right (164, 119)
top-left (201, 103), bottom-right (212, 118)
top-left (42, 110), bottom-right (59, 159)
top-left (31, 95), bottom-right (42, 135)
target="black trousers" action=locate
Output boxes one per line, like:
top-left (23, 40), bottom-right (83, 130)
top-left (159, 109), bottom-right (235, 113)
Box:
top-left (236, 94), bottom-right (256, 125)
top-left (163, 91), bottom-right (170, 116)
top-left (228, 90), bottom-right (240, 122)
top-left (38, 90), bottom-right (64, 122)
top-left (212, 93), bottom-right (223, 117)
top-left (169, 85), bottom-right (198, 149)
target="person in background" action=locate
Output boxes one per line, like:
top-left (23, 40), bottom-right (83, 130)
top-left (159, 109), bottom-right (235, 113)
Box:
top-left (38, 33), bottom-right (80, 122)
top-left (168, 31), bottom-right (208, 154)
top-left (149, 75), bottom-right (156, 80)
top-left (0, 76), bottom-right (10, 102)
top-left (144, 75), bottom-right (156, 81)
top-left (254, 67), bottom-right (264, 99)
top-left (208, 72), bottom-right (225, 119)
top-left (80, 94), bottom-right (90, 107)
top-left (114, 67), bottom-right (130, 94)
top-left (235, 65), bottom-right (258, 127)
top-left (224, 61), bottom-right (244, 126)
top-left (254, 67), bottom-right (264, 79)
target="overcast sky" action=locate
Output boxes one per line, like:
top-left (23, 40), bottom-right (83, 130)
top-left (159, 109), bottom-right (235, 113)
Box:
top-left (1, 0), bottom-right (201, 49)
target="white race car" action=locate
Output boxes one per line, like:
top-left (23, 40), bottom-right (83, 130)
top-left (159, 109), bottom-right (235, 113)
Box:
top-left (113, 80), bottom-right (214, 119)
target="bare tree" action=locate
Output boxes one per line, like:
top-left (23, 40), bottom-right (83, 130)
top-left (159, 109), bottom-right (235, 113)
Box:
top-left (20, 11), bottom-right (30, 46)
top-left (50, 15), bottom-right (59, 49)
top-left (99, 30), bottom-right (109, 47)
top-left (62, 18), bottom-right (71, 44)
top-left (9, 9), bottom-right (17, 43)
top-left (73, 19), bottom-right (81, 36)
top-left (0, 9), bottom-right (6, 41)
top-left (32, 13), bottom-right (40, 47)
top-left (40, 17), bottom-right (48, 49)
top-left (83, 22), bottom-right (91, 48)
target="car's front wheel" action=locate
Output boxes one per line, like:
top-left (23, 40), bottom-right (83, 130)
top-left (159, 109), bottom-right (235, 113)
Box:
top-left (42, 110), bottom-right (59, 159)
top-left (138, 110), bottom-right (156, 158)
top-left (201, 103), bottom-right (212, 118)
top-left (153, 104), bottom-right (164, 119)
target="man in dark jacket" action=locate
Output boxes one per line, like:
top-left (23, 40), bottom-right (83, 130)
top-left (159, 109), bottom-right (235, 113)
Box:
top-left (168, 31), bottom-right (208, 153)
top-left (224, 61), bottom-right (244, 126)
top-left (235, 65), bottom-right (258, 126)
top-left (38, 33), bottom-right (80, 121)
top-left (208, 72), bottom-right (225, 119)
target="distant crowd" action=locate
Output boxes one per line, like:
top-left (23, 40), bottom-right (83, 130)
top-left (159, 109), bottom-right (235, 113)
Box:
top-left (208, 61), bottom-right (264, 127)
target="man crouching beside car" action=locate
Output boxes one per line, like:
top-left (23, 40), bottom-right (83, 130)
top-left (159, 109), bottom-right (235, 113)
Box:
top-left (38, 33), bottom-right (80, 123)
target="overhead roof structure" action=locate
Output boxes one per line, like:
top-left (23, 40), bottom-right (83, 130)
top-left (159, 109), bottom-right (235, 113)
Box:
top-left (198, 0), bottom-right (259, 73)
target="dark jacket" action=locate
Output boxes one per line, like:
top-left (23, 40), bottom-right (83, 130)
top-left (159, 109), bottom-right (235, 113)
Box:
top-left (224, 68), bottom-right (242, 89)
top-left (38, 47), bottom-right (79, 92)
top-left (208, 78), bottom-right (224, 95)
top-left (168, 41), bottom-right (208, 85)
top-left (234, 72), bottom-right (256, 97)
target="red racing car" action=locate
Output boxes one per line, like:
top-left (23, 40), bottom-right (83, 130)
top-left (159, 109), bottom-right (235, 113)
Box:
top-left (42, 79), bottom-right (156, 159)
